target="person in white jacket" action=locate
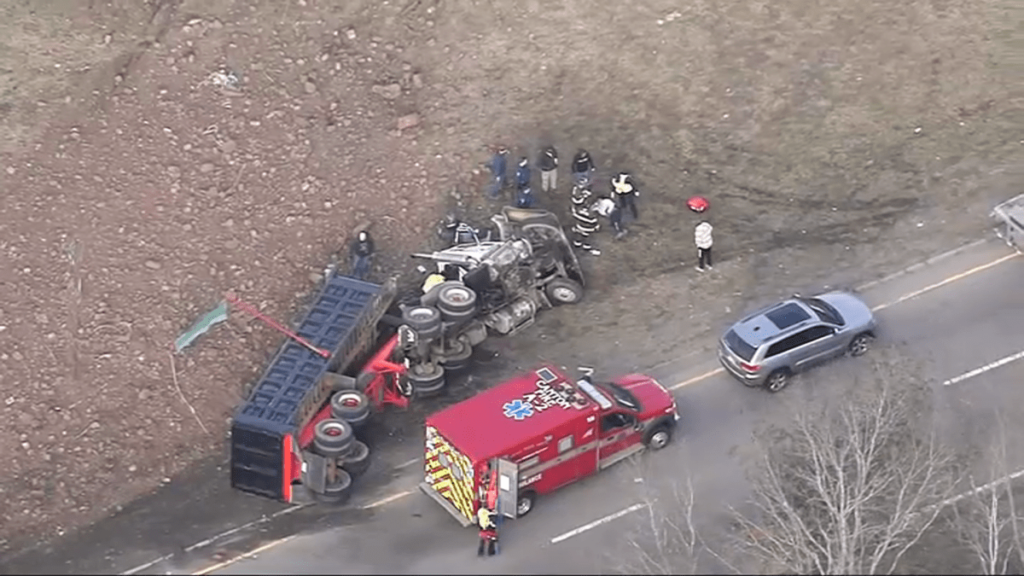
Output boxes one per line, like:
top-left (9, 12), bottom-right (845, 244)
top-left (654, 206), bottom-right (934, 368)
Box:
top-left (694, 220), bottom-right (713, 271)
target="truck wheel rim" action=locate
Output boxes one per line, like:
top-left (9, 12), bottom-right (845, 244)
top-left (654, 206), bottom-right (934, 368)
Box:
top-left (409, 308), bottom-right (434, 321)
top-left (552, 287), bottom-right (576, 302)
top-left (322, 422), bottom-right (346, 436)
top-left (446, 288), bottom-right (472, 303)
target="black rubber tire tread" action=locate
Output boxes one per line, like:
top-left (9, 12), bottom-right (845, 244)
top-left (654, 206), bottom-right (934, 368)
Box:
top-left (312, 469), bottom-right (353, 504)
top-left (643, 425), bottom-right (673, 450)
top-left (436, 283), bottom-right (477, 314)
top-left (331, 390), bottom-right (371, 422)
top-left (402, 306), bottom-right (442, 339)
top-left (340, 440), bottom-right (371, 477)
top-left (545, 277), bottom-right (584, 305)
top-left (314, 419), bottom-right (354, 455)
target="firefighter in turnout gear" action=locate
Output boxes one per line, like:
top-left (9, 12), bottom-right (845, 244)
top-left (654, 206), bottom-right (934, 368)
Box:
top-left (571, 186), bottom-right (601, 256)
top-left (611, 172), bottom-right (639, 220)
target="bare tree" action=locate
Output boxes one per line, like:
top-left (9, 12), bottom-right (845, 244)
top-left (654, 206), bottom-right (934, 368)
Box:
top-left (948, 417), bottom-right (1024, 575)
top-left (626, 478), bottom-right (702, 575)
top-left (731, 367), bottom-right (960, 575)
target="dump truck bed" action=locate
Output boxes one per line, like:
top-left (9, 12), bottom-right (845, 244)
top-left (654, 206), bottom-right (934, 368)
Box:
top-left (230, 273), bottom-right (395, 500)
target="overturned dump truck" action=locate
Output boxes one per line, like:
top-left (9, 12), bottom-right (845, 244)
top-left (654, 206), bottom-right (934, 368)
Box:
top-left (229, 207), bottom-right (587, 504)
top-left (230, 274), bottom-right (400, 504)
top-left (992, 193), bottom-right (1024, 253)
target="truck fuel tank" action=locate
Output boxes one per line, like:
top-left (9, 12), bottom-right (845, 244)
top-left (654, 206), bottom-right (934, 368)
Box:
top-left (482, 297), bottom-right (537, 335)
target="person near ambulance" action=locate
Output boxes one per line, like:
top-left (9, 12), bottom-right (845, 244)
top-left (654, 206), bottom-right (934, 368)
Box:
top-left (476, 504), bottom-right (499, 556)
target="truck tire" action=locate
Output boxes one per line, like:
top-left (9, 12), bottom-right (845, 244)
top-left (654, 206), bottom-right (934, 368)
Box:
top-left (643, 425), bottom-right (673, 450)
top-left (314, 419), bottom-right (354, 457)
top-left (331, 390), bottom-right (371, 429)
top-left (402, 306), bottom-right (442, 340)
top-left (545, 278), bottom-right (583, 305)
top-left (340, 440), bottom-right (371, 477)
top-left (516, 490), bottom-right (537, 517)
top-left (437, 336), bottom-right (473, 371)
top-left (408, 363), bottom-right (446, 397)
top-left (437, 283), bottom-right (477, 315)
top-left (312, 469), bottom-right (353, 504)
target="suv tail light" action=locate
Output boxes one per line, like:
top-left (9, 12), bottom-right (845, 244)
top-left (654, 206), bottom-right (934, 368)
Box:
top-left (740, 362), bottom-right (760, 372)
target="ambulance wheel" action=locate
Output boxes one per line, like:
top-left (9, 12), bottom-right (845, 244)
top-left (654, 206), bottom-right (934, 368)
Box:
top-left (408, 363), bottom-right (446, 397)
top-left (643, 425), bottom-right (672, 451)
top-left (402, 306), bottom-right (442, 340)
top-left (312, 469), bottom-right (353, 503)
top-left (516, 491), bottom-right (537, 517)
top-left (545, 278), bottom-right (583, 305)
top-left (340, 440), bottom-right (371, 477)
top-left (314, 419), bottom-right (354, 457)
top-left (436, 283), bottom-right (477, 315)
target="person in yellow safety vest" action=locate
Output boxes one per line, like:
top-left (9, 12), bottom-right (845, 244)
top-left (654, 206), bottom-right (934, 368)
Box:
top-left (477, 505), bottom-right (499, 557)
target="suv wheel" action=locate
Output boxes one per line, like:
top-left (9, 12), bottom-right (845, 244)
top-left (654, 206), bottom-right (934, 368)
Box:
top-left (764, 370), bottom-right (790, 393)
top-left (849, 333), bottom-right (873, 357)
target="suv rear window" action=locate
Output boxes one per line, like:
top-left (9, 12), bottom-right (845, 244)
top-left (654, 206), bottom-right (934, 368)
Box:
top-left (724, 330), bottom-right (756, 362)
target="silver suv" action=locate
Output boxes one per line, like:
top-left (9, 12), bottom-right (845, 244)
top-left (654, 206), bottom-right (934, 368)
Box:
top-left (718, 291), bottom-right (877, 392)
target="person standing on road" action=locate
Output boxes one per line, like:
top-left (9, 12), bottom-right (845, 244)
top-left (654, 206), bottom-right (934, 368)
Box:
top-left (571, 149), bottom-right (596, 188)
top-left (515, 157), bottom-right (532, 191)
top-left (593, 195), bottom-right (626, 239)
top-left (611, 171), bottom-right (639, 221)
top-left (538, 145), bottom-right (559, 193)
top-left (477, 505), bottom-right (499, 557)
top-left (349, 230), bottom-right (375, 280)
top-left (486, 146), bottom-right (509, 199)
top-left (695, 219), bottom-right (713, 272)
top-left (571, 186), bottom-right (601, 256)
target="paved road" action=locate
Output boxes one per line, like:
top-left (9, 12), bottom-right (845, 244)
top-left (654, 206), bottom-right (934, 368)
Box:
top-left (147, 239), bottom-right (1024, 575)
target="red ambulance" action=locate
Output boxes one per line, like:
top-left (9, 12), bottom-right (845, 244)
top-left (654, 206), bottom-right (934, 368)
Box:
top-left (419, 364), bottom-right (679, 526)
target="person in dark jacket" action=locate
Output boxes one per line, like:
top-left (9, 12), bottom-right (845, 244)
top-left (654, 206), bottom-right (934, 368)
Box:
top-left (516, 185), bottom-right (535, 208)
top-left (611, 171), bottom-right (639, 220)
top-left (571, 149), bottom-right (595, 188)
top-left (487, 146), bottom-right (509, 199)
top-left (349, 230), bottom-right (375, 280)
top-left (537, 145), bottom-right (559, 192)
top-left (515, 157), bottom-right (531, 191)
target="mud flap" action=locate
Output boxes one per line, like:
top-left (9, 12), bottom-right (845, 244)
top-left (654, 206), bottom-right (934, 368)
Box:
top-left (303, 452), bottom-right (329, 495)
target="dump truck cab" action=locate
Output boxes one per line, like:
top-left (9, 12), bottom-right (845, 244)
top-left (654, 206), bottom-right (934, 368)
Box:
top-left (419, 365), bottom-right (678, 526)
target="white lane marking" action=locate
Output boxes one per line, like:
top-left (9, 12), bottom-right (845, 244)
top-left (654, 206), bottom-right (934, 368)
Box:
top-left (550, 503), bottom-right (647, 544)
top-left (871, 252), bottom-right (1018, 312)
top-left (182, 504), bottom-right (309, 553)
top-left (191, 536), bottom-right (295, 575)
top-left (943, 350), bottom-right (1024, 386)
top-left (360, 489), bottom-right (414, 509)
top-left (121, 554), bottom-right (173, 575)
top-left (669, 368), bottom-right (724, 390)
top-left (936, 468), bottom-right (1024, 510)
top-left (394, 458), bottom-right (421, 470)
